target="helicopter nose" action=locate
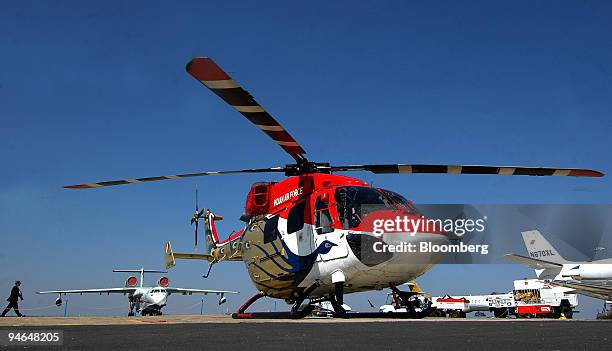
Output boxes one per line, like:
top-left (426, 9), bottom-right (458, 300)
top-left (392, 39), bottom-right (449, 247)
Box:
top-left (382, 231), bottom-right (450, 265)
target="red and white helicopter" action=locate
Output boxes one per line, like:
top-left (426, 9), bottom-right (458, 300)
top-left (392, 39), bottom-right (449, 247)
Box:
top-left (65, 57), bottom-right (603, 318)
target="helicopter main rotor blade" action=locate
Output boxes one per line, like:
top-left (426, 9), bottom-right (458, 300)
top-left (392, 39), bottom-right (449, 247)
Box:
top-left (64, 167), bottom-right (286, 189)
top-left (186, 57), bottom-right (307, 162)
top-left (330, 164), bottom-right (604, 177)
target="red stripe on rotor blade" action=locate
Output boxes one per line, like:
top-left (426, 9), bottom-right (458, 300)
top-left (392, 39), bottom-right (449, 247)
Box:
top-left (568, 169), bottom-right (605, 177)
top-left (64, 184), bottom-right (95, 189)
top-left (263, 130), bottom-right (297, 143)
top-left (186, 57), bottom-right (230, 81)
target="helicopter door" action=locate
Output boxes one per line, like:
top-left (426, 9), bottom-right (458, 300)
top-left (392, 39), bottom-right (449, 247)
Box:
top-left (313, 195), bottom-right (349, 261)
top-left (284, 201), bottom-right (314, 256)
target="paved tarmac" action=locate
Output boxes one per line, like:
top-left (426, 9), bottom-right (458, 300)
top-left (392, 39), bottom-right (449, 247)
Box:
top-left (0, 316), bottom-right (610, 350)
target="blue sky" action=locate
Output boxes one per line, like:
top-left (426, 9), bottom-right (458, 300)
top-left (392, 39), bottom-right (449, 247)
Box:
top-left (1, 1), bottom-right (611, 317)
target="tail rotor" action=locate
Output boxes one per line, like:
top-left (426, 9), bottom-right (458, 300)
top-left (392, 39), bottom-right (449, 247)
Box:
top-left (190, 185), bottom-right (205, 251)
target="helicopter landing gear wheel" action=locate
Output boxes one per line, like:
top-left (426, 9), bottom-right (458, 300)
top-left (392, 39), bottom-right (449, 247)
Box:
top-left (330, 282), bottom-right (347, 317)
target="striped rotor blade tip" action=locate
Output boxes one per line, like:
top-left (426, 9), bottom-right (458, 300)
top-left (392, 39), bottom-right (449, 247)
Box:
top-left (186, 57), bottom-right (306, 161)
top-left (333, 164), bottom-right (604, 177)
top-left (64, 175), bottom-right (184, 189)
top-left (63, 167), bottom-right (288, 189)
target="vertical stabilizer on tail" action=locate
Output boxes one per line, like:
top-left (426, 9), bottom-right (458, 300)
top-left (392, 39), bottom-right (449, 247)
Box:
top-left (521, 230), bottom-right (568, 264)
top-left (113, 268), bottom-right (168, 287)
top-left (204, 210), bottom-right (220, 256)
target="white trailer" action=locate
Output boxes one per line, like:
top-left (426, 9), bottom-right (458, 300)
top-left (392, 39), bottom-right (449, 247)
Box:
top-left (428, 279), bottom-right (578, 318)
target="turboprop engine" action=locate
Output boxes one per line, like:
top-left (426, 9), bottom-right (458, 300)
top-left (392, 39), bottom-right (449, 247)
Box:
top-left (158, 276), bottom-right (169, 287)
top-left (125, 276), bottom-right (138, 287)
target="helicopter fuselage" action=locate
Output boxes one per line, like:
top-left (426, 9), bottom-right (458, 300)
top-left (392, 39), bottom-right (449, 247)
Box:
top-left (209, 173), bottom-right (449, 302)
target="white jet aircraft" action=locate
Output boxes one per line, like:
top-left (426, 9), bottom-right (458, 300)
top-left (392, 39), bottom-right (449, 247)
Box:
top-left (38, 268), bottom-right (238, 316)
top-left (505, 230), bottom-right (612, 302)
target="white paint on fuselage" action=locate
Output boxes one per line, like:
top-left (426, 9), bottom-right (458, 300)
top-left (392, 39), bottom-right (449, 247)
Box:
top-left (301, 230), bottom-right (449, 297)
top-left (278, 217), bottom-right (316, 256)
top-left (560, 262), bottom-right (612, 281)
top-left (131, 287), bottom-right (168, 313)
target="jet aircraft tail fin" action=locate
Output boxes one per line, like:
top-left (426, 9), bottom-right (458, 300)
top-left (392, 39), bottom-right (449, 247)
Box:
top-left (520, 230), bottom-right (568, 264)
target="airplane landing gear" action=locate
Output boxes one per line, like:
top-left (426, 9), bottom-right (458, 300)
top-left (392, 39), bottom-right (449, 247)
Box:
top-left (128, 301), bottom-right (136, 317)
top-left (142, 309), bottom-right (163, 316)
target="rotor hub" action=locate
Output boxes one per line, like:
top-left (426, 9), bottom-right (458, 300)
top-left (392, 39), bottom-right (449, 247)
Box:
top-left (284, 161), bottom-right (331, 176)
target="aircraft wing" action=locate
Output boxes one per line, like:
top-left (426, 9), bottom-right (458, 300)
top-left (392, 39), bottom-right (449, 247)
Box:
top-left (549, 281), bottom-right (612, 301)
top-left (504, 254), bottom-right (563, 270)
top-left (165, 287), bottom-right (238, 296)
top-left (38, 288), bottom-right (137, 295)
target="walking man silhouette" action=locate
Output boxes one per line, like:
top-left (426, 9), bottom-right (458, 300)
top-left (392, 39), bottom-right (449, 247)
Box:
top-left (1, 281), bottom-right (24, 317)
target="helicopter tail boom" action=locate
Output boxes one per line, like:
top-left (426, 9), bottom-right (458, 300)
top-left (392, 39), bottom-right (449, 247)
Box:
top-left (164, 241), bottom-right (214, 269)
top-left (203, 210), bottom-right (243, 262)
top-left (164, 210), bottom-right (243, 270)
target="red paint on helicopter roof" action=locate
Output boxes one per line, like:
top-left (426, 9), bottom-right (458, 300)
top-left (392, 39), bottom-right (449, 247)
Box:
top-left (245, 173), bottom-right (368, 217)
top-left (187, 57), bottom-right (231, 81)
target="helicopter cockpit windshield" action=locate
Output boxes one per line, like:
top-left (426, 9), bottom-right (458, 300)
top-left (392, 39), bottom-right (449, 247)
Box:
top-left (379, 189), bottom-right (420, 214)
top-left (335, 186), bottom-right (396, 229)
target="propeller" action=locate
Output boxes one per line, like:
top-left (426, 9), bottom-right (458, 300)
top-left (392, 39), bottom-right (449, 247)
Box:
top-left (62, 56), bottom-right (604, 189)
top-left (190, 185), bottom-right (205, 251)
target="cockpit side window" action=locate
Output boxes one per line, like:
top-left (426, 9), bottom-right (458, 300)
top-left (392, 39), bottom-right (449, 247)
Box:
top-left (314, 196), bottom-right (334, 234)
top-left (335, 186), bottom-right (395, 229)
top-left (263, 215), bottom-right (280, 243)
top-left (287, 201), bottom-right (306, 233)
